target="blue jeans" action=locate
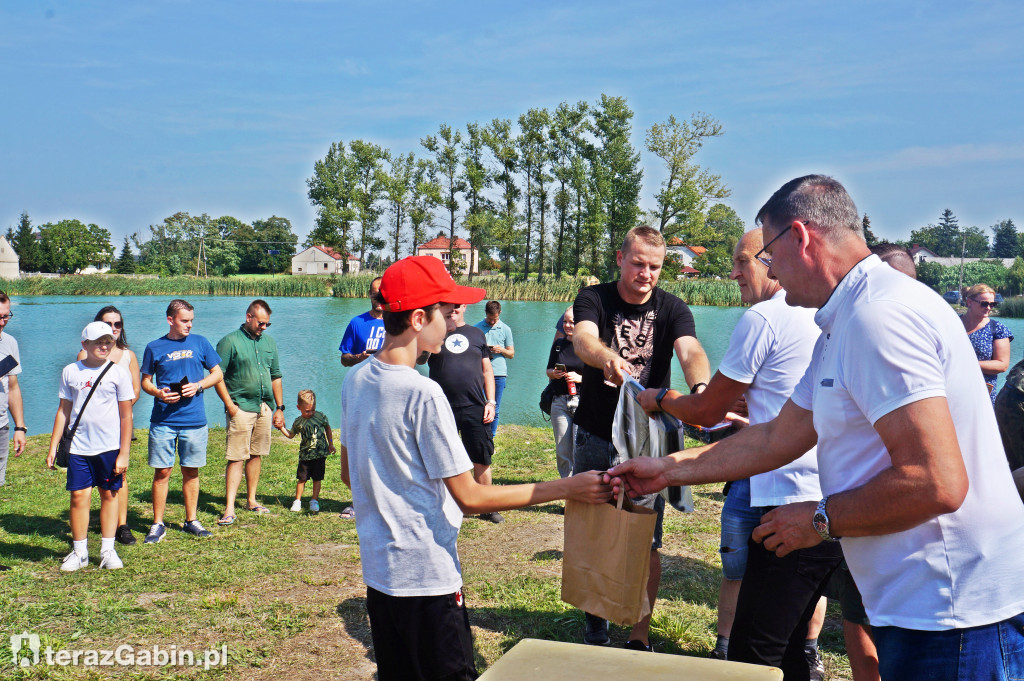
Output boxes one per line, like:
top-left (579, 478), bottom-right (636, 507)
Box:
top-left (491, 376), bottom-right (506, 437)
top-left (873, 612), bottom-right (1024, 681)
top-left (719, 478), bottom-right (762, 580)
top-left (148, 424), bottom-right (209, 468)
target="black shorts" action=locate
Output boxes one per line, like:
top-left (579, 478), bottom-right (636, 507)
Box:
top-left (296, 458), bottom-right (326, 482)
top-left (451, 405), bottom-right (493, 467)
top-left (366, 586), bottom-right (478, 681)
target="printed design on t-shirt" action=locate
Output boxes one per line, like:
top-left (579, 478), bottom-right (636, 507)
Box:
top-left (611, 308), bottom-right (657, 384)
top-left (444, 334), bottom-right (470, 354)
top-left (365, 326), bottom-right (386, 352)
top-left (165, 350), bottom-right (195, 361)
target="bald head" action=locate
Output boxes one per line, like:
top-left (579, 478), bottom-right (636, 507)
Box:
top-left (731, 228), bottom-right (780, 305)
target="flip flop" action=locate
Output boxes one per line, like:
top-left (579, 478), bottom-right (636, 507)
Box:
top-left (248, 505), bottom-right (270, 514)
top-left (339, 506), bottom-right (355, 519)
top-left (217, 515), bottom-right (236, 526)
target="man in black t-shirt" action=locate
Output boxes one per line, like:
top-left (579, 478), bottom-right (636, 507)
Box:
top-left (572, 225), bottom-right (711, 650)
top-left (427, 303), bottom-right (502, 523)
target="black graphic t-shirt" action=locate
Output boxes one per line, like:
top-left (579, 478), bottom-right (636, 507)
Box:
top-left (573, 283), bottom-right (696, 441)
top-left (428, 324), bottom-right (489, 409)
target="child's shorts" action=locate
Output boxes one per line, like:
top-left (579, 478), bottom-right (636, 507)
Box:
top-left (296, 457), bottom-right (326, 482)
top-left (67, 450), bottom-right (124, 492)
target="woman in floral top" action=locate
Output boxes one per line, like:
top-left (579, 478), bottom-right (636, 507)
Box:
top-left (961, 284), bottom-right (1013, 403)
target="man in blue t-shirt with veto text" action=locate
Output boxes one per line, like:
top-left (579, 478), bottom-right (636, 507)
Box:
top-left (340, 277), bottom-right (385, 367)
top-left (141, 299), bottom-right (223, 545)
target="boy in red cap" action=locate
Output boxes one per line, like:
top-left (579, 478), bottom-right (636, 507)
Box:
top-left (339, 256), bottom-right (612, 681)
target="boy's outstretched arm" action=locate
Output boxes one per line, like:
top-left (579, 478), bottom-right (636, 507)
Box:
top-left (443, 470), bottom-right (612, 515)
top-left (277, 425), bottom-right (294, 438)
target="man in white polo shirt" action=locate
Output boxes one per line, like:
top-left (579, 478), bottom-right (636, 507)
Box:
top-left (610, 175), bottom-right (1024, 680)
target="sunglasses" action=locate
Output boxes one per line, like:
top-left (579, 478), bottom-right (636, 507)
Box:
top-left (755, 225), bottom-right (793, 268)
top-left (971, 299), bottom-right (997, 309)
top-left (103, 320), bottom-right (123, 329)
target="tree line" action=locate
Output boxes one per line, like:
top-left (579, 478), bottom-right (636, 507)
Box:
top-left (7, 212), bottom-right (298, 276)
top-left (305, 94), bottom-right (736, 281)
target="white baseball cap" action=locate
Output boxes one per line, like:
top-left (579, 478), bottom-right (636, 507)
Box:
top-left (82, 321), bottom-right (116, 342)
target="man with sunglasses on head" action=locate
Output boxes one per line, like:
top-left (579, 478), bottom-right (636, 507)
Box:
top-left (610, 175), bottom-right (1024, 681)
top-left (0, 292), bottom-right (27, 487)
top-left (215, 299), bottom-right (284, 524)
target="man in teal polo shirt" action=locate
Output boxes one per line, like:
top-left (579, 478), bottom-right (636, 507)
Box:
top-left (475, 300), bottom-right (514, 437)
top-left (214, 300), bottom-right (285, 524)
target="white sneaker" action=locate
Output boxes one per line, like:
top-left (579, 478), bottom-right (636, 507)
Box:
top-left (290, 499), bottom-right (302, 512)
top-left (309, 499), bottom-right (320, 512)
top-left (61, 551), bottom-right (88, 572)
top-left (99, 549), bottom-right (123, 570)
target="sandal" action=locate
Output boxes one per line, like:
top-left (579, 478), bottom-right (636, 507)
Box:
top-left (248, 505), bottom-right (270, 514)
top-left (217, 515), bottom-right (236, 526)
top-left (339, 506), bottom-right (355, 519)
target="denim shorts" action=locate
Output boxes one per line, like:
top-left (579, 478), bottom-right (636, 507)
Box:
top-left (67, 449), bottom-right (124, 492)
top-left (148, 424), bottom-right (209, 468)
top-left (719, 477), bottom-right (765, 580)
top-left (574, 427), bottom-right (664, 550)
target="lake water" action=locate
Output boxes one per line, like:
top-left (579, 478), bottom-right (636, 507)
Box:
top-left (11, 295), bottom-right (1024, 436)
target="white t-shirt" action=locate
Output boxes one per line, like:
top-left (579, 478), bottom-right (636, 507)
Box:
top-left (718, 292), bottom-right (821, 506)
top-left (791, 255), bottom-right (1024, 629)
top-left (340, 357), bottom-right (474, 597)
top-left (0, 332), bottom-right (22, 429)
top-left (58, 361), bottom-right (135, 456)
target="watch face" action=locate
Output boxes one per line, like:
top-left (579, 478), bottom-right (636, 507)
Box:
top-left (812, 512), bottom-right (828, 535)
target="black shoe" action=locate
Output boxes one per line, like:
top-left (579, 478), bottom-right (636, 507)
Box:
top-left (584, 613), bottom-right (610, 646)
top-left (708, 648), bottom-right (727, 660)
top-left (115, 524), bottom-right (137, 546)
top-left (624, 640), bottom-right (652, 652)
top-left (479, 512), bottom-right (504, 524)
top-left (806, 647), bottom-right (825, 681)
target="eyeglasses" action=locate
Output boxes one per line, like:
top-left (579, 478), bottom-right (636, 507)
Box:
top-left (104, 320), bottom-right (123, 329)
top-left (755, 225), bottom-right (793, 268)
top-left (0, 313), bottom-right (13, 322)
top-left (972, 299), bottom-right (997, 308)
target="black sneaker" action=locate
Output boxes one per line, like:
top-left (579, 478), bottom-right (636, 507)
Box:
top-left (478, 512), bottom-right (504, 524)
top-left (182, 520), bottom-right (213, 538)
top-left (115, 524), bottom-right (137, 546)
top-left (584, 613), bottom-right (610, 646)
top-left (624, 640), bottom-right (652, 652)
top-left (806, 647), bottom-right (825, 681)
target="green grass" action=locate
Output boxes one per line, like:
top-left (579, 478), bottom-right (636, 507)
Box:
top-left (0, 426), bottom-right (850, 679)
top-left (3, 275), bottom-right (335, 297)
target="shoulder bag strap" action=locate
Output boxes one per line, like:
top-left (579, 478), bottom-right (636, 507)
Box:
top-left (66, 361), bottom-right (115, 438)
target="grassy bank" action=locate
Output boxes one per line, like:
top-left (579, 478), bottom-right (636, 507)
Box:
top-left (0, 427), bottom-right (850, 680)
top-left (3, 275), bottom-right (334, 297)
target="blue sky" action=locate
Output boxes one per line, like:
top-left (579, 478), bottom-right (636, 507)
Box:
top-left (2, 1), bottom-right (1023, 248)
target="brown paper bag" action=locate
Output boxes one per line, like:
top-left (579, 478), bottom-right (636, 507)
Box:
top-left (561, 496), bottom-right (658, 627)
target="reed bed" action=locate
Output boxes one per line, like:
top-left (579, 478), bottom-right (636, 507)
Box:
top-left (997, 297), bottom-right (1024, 318)
top-left (4, 275), bottom-right (335, 297)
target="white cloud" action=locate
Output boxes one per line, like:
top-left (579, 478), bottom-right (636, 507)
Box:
top-left (848, 143), bottom-right (1024, 173)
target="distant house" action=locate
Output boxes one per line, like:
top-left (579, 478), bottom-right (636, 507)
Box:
top-left (666, 238), bottom-right (706, 270)
top-left (416, 236), bottom-right (479, 275)
top-left (909, 244), bottom-right (940, 264)
top-left (909, 244), bottom-right (1015, 268)
top-left (291, 245), bottom-right (361, 275)
top-left (79, 263), bottom-right (112, 275)
top-left (0, 236), bottom-right (20, 280)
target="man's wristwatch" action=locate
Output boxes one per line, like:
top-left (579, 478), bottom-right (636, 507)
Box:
top-left (485, 399), bottom-right (496, 406)
top-left (13, 426), bottom-right (26, 433)
top-left (690, 382), bottom-right (707, 394)
top-left (275, 405), bottom-right (285, 412)
top-left (655, 387), bottom-right (669, 410)
top-left (812, 496), bottom-right (841, 542)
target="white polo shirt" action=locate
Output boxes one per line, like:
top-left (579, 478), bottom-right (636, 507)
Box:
top-left (791, 255), bottom-right (1024, 629)
top-left (718, 291), bottom-right (822, 506)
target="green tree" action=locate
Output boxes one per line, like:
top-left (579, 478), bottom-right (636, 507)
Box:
top-left (693, 245), bottom-right (732, 278)
top-left (915, 261), bottom-right (944, 290)
top-left (422, 124), bottom-right (466, 273)
top-left (349, 140), bottom-right (387, 269)
top-left (249, 216), bottom-right (298, 273)
top-left (381, 151), bottom-right (417, 262)
top-left (591, 94), bottom-right (642, 277)
top-left (114, 237), bottom-right (136, 274)
top-left (518, 107), bottom-right (552, 282)
top-left (960, 226), bottom-right (990, 259)
top-left (39, 219), bottom-right (114, 273)
top-left (549, 101), bottom-right (589, 278)
top-left (990, 219), bottom-right (1018, 258)
top-left (938, 260), bottom-right (1007, 293)
top-left (461, 123), bottom-right (493, 280)
top-left (408, 159), bottom-right (441, 258)
top-left (645, 113), bottom-right (729, 240)
top-left (862, 214), bottom-right (878, 246)
top-left (11, 211), bottom-right (42, 272)
top-left (910, 209), bottom-right (961, 256)
top-left (705, 203), bottom-right (746, 253)
top-left (1007, 257), bottom-right (1024, 295)
top-left (306, 141), bottom-right (359, 259)
top-left (483, 118), bottom-right (521, 280)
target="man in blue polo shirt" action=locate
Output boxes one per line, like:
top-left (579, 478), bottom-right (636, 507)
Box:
top-left (340, 277), bottom-right (385, 367)
top-left (141, 299), bottom-right (223, 544)
top-left (475, 300), bottom-right (514, 437)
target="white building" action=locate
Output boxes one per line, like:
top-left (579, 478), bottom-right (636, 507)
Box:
top-left (0, 236), bottom-right (19, 280)
top-left (416, 236), bottom-right (479, 275)
top-left (291, 245), bottom-right (361, 275)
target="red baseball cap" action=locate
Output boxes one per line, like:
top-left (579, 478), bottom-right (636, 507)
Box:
top-left (379, 256), bottom-right (486, 312)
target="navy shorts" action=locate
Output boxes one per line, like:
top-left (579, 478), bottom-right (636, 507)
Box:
top-left (297, 457), bottom-right (326, 482)
top-left (66, 449), bottom-right (124, 492)
top-left (451, 404), bottom-right (494, 467)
